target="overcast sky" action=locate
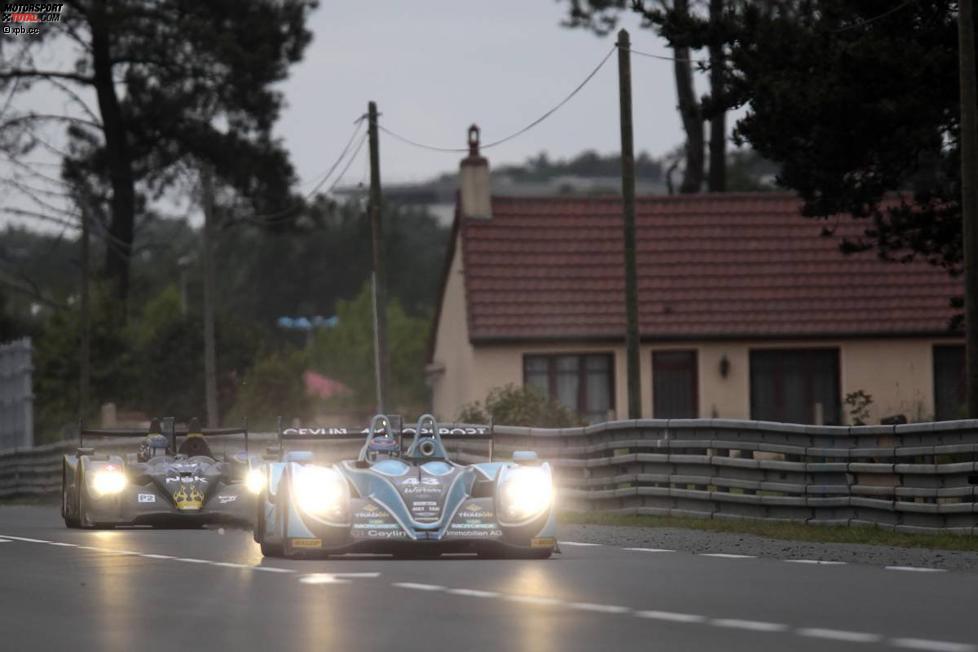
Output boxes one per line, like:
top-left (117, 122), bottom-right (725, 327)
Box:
top-left (2, 1), bottom-right (719, 231)
top-left (278, 1), bottom-right (710, 186)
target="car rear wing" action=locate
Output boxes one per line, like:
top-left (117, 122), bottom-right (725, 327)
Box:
top-left (275, 416), bottom-right (496, 459)
top-left (80, 417), bottom-right (250, 453)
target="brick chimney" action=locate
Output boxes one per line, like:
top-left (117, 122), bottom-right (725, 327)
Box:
top-left (459, 124), bottom-right (491, 219)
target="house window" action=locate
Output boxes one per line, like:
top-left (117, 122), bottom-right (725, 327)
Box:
top-left (750, 348), bottom-right (840, 425)
top-left (523, 353), bottom-right (613, 423)
top-left (933, 345), bottom-right (965, 421)
top-left (653, 350), bottom-right (698, 418)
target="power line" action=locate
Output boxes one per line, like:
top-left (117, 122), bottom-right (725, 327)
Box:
top-left (379, 44), bottom-right (618, 154)
top-left (831, 0), bottom-right (918, 33)
top-left (236, 119), bottom-right (365, 226)
top-left (628, 47), bottom-right (704, 64)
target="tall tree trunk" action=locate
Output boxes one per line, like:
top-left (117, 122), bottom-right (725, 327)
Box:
top-left (90, 1), bottom-right (135, 307)
top-left (707, 0), bottom-right (726, 192)
top-left (673, 0), bottom-right (704, 194)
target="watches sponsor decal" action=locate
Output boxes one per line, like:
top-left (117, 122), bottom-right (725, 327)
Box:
top-left (217, 495), bottom-right (238, 504)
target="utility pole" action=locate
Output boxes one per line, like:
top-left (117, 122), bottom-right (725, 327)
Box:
top-left (367, 101), bottom-right (390, 414)
top-left (79, 206), bottom-right (90, 420)
top-left (200, 164), bottom-right (220, 427)
top-left (618, 29), bottom-right (641, 419)
top-left (960, 0), bottom-right (978, 418)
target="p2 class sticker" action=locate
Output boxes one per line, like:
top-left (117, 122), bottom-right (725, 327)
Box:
top-left (137, 493), bottom-right (156, 503)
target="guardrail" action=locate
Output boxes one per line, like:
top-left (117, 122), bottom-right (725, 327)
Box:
top-left (4, 419), bottom-right (978, 535)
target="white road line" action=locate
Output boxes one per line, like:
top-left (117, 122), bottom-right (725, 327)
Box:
top-left (700, 553), bottom-right (757, 559)
top-left (300, 572), bottom-right (381, 585)
top-left (784, 559), bottom-right (847, 565)
top-left (46, 542), bottom-right (78, 547)
top-left (560, 541), bottom-right (602, 547)
top-left (634, 610), bottom-right (707, 624)
top-left (710, 618), bottom-right (789, 632)
top-left (140, 554), bottom-right (175, 560)
top-left (890, 638), bottom-right (978, 652)
top-left (797, 628), bottom-right (883, 643)
top-left (569, 602), bottom-right (631, 614)
top-left (174, 558), bottom-right (210, 564)
top-left (0, 538), bottom-right (12, 543)
top-left (251, 566), bottom-right (294, 574)
top-left (623, 547), bottom-right (675, 553)
top-left (392, 582), bottom-right (444, 591)
top-left (505, 594), bottom-right (565, 607)
top-left (0, 535), bottom-right (51, 544)
top-left (447, 588), bottom-right (500, 598)
top-left (885, 566), bottom-right (947, 573)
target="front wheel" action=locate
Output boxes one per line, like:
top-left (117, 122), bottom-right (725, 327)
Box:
top-left (62, 466), bottom-right (80, 529)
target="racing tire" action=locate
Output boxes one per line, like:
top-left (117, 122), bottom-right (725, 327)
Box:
top-left (254, 494), bottom-right (282, 557)
top-left (62, 465), bottom-right (80, 529)
top-left (257, 487), bottom-right (285, 557)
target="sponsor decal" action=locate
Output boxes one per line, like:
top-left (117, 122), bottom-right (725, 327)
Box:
top-left (217, 495), bottom-right (238, 504)
top-left (352, 523), bottom-right (400, 530)
top-left (531, 537), bottom-right (556, 549)
top-left (365, 529), bottom-right (408, 539)
top-left (444, 528), bottom-right (503, 539)
top-left (401, 485), bottom-right (442, 495)
top-left (137, 493), bottom-right (156, 503)
top-left (399, 477), bottom-right (439, 487)
top-left (291, 538), bottom-right (322, 549)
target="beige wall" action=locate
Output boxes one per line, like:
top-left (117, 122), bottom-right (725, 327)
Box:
top-left (430, 233), bottom-right (961, 423)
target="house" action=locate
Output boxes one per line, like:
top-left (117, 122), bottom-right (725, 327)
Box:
top-left (426, 129), bottom-right (965, 425)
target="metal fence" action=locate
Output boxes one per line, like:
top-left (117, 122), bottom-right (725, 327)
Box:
top-left (0, 338), bottom-right (33, 450)
top-left (3, 418), bottom-right (978, 535)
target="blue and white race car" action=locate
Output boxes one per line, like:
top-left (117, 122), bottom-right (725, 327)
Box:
top-left (253, 414), bottom-right (557, 559)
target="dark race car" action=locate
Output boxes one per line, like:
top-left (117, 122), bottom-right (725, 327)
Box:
top-left (62, 418), bottom-right (263, 529)
top-left (253, 414), bottom-right (558, 559)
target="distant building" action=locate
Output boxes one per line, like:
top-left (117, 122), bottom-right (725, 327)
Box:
top-left (427, 132), bottom-right (965, 425)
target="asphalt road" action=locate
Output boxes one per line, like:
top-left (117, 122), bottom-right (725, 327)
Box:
top-left (0, 505), bottom-right (974, 652)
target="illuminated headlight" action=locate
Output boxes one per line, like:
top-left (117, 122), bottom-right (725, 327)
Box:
top-left (499, 467), bottom-right (553, 522)
top-left (245, 468), bottom-right (266, 494)
top-left (91, 467), bottom-right (127, 496)
top-left (293, 466), bottom-right (348, 517)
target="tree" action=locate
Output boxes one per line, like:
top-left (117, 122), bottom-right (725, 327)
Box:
top-left (564, 0), bottom-right (733, 192)
top-left (720, 2), bottom-right (960, 271)
top-left (458, 384), bottom-right (584, 428)
top-left (307, 282), bottom-right (431, 414)
top-left (0, 0), bottom-right (316, 306)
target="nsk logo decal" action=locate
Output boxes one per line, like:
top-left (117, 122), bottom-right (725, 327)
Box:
top-left (137, 494), bottom-right (156, 503)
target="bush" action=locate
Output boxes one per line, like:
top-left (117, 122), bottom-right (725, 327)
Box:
top-left (458, 384), bottom-right (584, 428)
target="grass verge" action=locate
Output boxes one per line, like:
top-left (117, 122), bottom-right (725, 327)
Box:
top-left (559, 511), bottom-right (978, 553)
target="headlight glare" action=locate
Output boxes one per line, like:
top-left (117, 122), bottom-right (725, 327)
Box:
top-left (91, 467), bottom-right (127, 496)
top-left (245, 468), bottom-right (266, 494)
top-left (293, 466), bottom-right (347, 516)
top-left (499, 467), bottom-right (552, 522)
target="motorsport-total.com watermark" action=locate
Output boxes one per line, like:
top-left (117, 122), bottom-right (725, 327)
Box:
top-left (2, 3), bottom-right (63, 36)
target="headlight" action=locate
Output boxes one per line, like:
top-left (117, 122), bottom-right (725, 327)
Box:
top-left (91, 467), bottom-right (127, 496)
top-left (293, 466), bottom-right (348, 517)
top-left (499, 467), bottom-right (553, 522)
top-left (245, 468), bottom-right (266, 494)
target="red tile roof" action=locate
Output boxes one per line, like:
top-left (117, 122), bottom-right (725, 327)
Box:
top-left (457, 193), bottom-right (962, 342)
